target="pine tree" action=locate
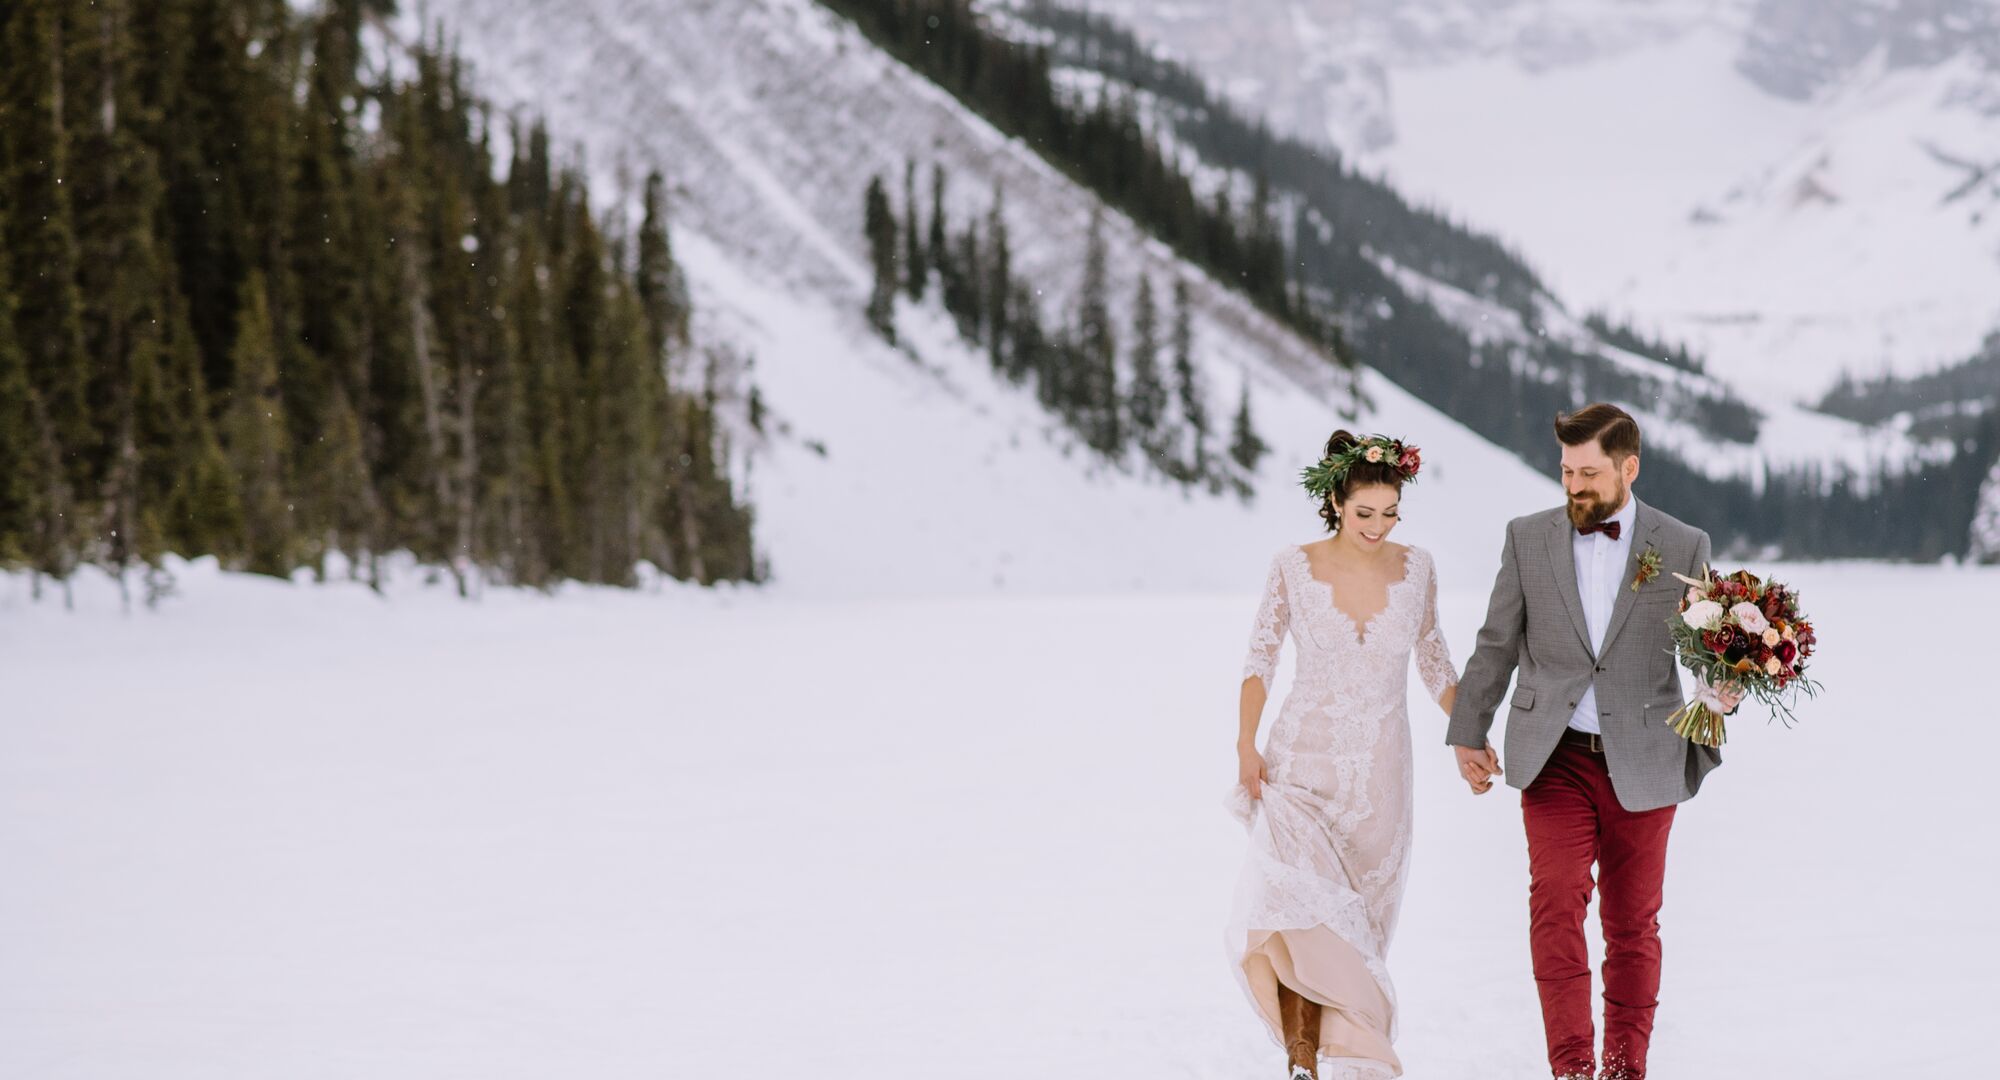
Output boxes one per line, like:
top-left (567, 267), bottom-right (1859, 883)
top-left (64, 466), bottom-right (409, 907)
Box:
top-left (1127, 274), bottom-right (1168, 452)
top-left (0, 8), bottom-right (759, 591)
top-left (291, 0), bottom-right (368, 436)
top-left (629, 278), bottom-right (676, 580)
top-left (946, 220), bottom-right (982, 339)
top-left (70, 1), bottom-right (245, 585)
top-left (1969, 433), bottom-right (2000, 563)
top-left (1171, 277), bottom-right (1208, 474)
top-left (928, 162), bottom-right (949, 282)
top-left (864, 175), bottom-right (898, 341)
top-left (0, 0), bottom-right (94, 487)
top-left (1246, 169), bottom-right (1285, 306)
top-left (1010, 280), bottom-right (1047, 389)
top-left (299, 385), bottom-right (374, 578)
top-left (0, 248), bottom-right (52, 567)
top-left (149, 283), bottom-right (240, 560)
top-left (65, 0), bottom-right (164, 577)
top-left (902, 159), bottom-right (926, 300)
top-left (222, 272), bottom-right (295, 577)
top-left (508, 219), bottom-right (570, 585)
top-left (1077, 207), bottom-right (1120, 453)
top-left (636, 170), bottom-right (691, 362)
top-left (1228, 372), bottom-right (1268, 472)
top-left (985, 183), bottom-right (1011, 368)
top-left (559, 181), bottom-right (614, 582)
top-left (664, 384), bottom-right (756, 585)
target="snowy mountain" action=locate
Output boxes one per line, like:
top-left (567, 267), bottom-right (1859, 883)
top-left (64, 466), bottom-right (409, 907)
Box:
top-left (386, 0), bottom-right (1556, 597)
top-left (1069, 0), bottom-right (2000, 414)
top-left (363, 0), bottom-right (1995, 566)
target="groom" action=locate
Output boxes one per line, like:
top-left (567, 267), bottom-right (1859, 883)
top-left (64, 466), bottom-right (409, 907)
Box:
top-left (1447, 403), bottom-right (1736, 1080)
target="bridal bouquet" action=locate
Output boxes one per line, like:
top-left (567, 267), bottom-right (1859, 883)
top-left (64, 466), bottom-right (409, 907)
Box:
top-left (1664, 567), bottom-right (1821, 746)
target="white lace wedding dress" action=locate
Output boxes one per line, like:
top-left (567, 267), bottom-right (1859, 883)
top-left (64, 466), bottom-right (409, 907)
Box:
top-left (1225, 543), bottom-right (1458, 1079)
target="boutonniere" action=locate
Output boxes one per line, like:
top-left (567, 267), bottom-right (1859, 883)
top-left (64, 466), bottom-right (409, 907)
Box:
top-left (1631, 546), bottom-right (1663, 592)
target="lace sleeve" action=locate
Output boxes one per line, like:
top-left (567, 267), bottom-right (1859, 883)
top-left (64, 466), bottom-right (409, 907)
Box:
top-left (1241, 551), bottom-right (1290, 690)
top-left (1414, 550), bottom-right (1459, 704)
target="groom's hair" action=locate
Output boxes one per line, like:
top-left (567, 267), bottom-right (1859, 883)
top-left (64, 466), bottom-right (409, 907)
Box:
top-left (1554, 403), bottom-right (1641, 461)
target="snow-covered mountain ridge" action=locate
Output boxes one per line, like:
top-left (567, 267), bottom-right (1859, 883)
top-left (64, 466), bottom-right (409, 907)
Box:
top-left (371, 0), bottom-right (1998, 563)
top-left (390, 0), bottom-right (1557, 595)
top-left (1069, 0), bottom-right (2000, 406)
top-left (1011, 0), bottom-right (2000, 557)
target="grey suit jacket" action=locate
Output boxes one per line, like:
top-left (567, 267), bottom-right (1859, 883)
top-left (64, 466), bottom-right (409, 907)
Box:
top-left (1446, 497), bottom-right (1721, 812)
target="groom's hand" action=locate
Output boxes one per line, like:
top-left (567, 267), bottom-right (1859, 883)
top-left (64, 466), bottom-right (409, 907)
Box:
top-left (1454, 744), bottom-right (1502, 795)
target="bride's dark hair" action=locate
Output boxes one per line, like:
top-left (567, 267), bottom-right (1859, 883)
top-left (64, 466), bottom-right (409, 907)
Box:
top-left (1317, 429), bottom-right (1408, 533)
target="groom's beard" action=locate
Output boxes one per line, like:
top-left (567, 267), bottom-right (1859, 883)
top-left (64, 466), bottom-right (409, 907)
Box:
top-left (1567, 478), bottom-right (1628, 529)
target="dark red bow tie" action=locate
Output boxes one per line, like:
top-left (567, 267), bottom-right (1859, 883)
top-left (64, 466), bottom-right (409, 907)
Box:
top-left (1577, 520), bottom-right (1622, 541)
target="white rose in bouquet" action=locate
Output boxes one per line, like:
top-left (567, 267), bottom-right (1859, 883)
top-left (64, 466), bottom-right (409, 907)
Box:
top-left (1682, 599), bottom-right (1725, 631)
top-left (1730, 602), bottom-right (1770, 635)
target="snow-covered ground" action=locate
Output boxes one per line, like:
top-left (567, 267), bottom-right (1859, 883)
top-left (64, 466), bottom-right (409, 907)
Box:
top-left (3, 545), bottom-right (1991, 1077)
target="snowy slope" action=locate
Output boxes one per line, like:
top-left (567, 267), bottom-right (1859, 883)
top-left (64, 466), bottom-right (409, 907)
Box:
top-left (389, 0), bottom-right (1556, 597)
top-left (1075, 0), bottom-right (2000, 406)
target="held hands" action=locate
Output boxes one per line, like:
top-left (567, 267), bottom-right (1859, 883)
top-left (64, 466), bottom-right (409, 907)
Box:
top-left (1238, 744), bottom-right (1268, 800)
top-left (1453, 744), bottom-right (1502, 795)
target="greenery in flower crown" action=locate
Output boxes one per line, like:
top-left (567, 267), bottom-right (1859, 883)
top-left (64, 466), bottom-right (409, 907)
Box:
top-left (1300, 436), bottom-right (1423, 501)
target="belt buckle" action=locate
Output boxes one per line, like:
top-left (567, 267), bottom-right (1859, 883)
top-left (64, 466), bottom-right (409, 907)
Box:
top-left (1588, 732), bottom-right (1603, 754)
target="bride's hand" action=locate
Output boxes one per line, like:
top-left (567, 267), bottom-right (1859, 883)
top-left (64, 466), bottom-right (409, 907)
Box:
top-left (1238, 745), bottom-right (1268, 800)
top-left (1454, 743), bottom-right (1501, 795)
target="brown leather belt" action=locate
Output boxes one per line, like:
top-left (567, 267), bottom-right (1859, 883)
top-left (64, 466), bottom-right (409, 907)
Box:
top-left (1560, 728), bottom-right (1605, 754)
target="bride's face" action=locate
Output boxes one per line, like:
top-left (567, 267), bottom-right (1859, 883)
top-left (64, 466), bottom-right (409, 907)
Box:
top-left (1334, 484), bottom-right (1402, 550)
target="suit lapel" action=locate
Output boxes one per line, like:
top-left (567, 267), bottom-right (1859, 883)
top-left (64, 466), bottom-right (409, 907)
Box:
top-left (1598, 499), bottom-right (1661, 658)
top-left (1545, 512), bottom-right (1595, 658)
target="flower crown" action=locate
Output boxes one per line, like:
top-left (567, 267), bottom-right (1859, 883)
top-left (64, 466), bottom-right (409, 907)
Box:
top-left (1300, 436), bottom-right (1423, 501)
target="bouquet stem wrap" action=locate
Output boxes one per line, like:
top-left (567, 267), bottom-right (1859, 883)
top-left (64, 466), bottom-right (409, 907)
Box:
top-left (1666, 683), bottom-right (1734, 747)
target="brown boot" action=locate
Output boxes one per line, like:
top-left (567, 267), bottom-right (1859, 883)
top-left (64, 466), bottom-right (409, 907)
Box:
top-left (1277, 984), bottom-right (1321, 1079)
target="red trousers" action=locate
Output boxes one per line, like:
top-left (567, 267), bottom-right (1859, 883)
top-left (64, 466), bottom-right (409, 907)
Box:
top-left (1522, 733), bottom-right (1676, 1080)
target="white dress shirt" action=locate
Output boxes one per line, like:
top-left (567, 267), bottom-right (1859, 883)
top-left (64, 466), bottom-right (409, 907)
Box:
top-left (1568, 494), bottom-right (1636, 734)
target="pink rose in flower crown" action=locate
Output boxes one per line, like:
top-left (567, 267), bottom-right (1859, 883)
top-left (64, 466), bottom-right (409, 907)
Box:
top-left (1365, 446), bottom-right (1385, 463)
top-left (1399, 445), bottom-right (1422, 477)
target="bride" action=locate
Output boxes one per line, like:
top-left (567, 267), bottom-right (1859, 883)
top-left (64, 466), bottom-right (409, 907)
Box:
top-left (1226, 430), bottom-right (1463, 1080)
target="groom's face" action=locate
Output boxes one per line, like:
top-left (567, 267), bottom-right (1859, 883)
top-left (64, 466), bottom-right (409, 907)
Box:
top-left (1560, 440), bottom-right (1637, 528)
